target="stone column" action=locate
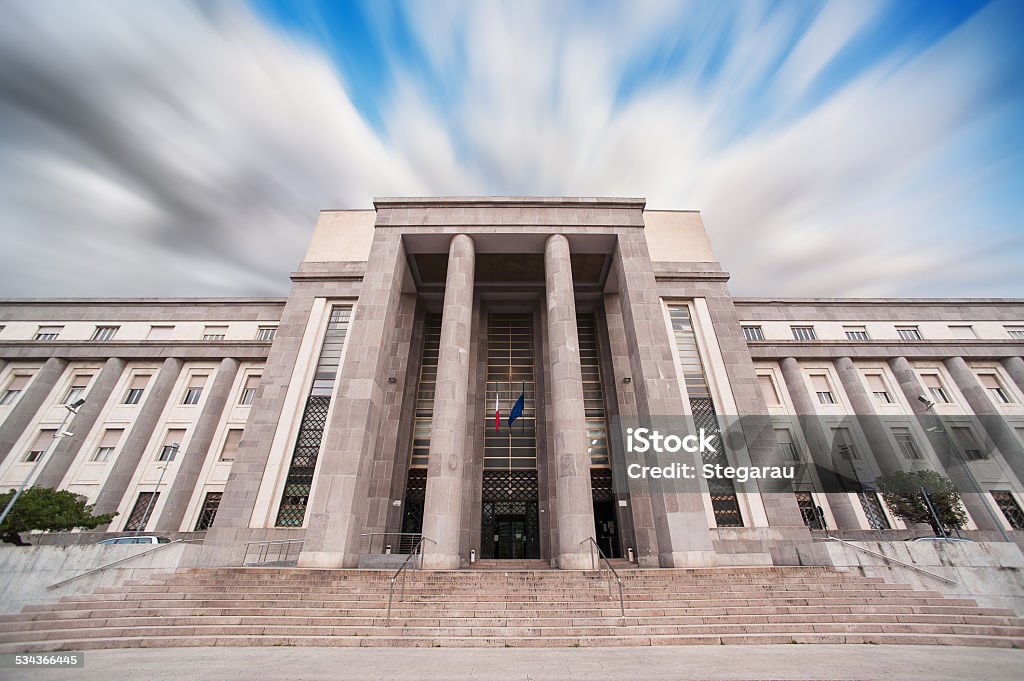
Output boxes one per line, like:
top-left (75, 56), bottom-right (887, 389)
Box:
top-left (420, 234), bottom-right (475, 569)
top-left (0, 358), bottom-right (67, 467)
top-left (610, 232), bottom-right (715, 567)
top-left (887, 357), bottom-right (1003, 531)
top-left (544, 234), bottom-right (596, 570)
top-left (1001, 357), bottom-right (1024, 395)
top-left (833, 357), bottom-right (901, 474)
top-left (156, 358), bottom-right (239, 532)
top-left (93, 358), bottom-right (183, 517)
top-left (603, 292), bottom-right (660, 566)
top-left (298, 230), bottom-right (408, 568)
top-left (36, 357), bottom-right (126, 489)
top-left (779, 358), bottom-right (861, 530)
top-left (944, 357), bottom-right (1024, 489)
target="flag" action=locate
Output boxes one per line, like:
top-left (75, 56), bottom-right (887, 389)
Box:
top-left (494, 389), bottom-right (500, 433)
top-left (508, 388), bottom-right (525, 428)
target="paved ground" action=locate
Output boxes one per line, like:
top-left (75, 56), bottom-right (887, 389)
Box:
top-left (3, 645), bottom-right (1022, 680)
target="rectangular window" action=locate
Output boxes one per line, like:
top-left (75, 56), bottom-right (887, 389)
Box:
top-left (758, 374), bottom-right (780, 405)
top-left (979, 374), bottom-right (1012, 404)
top-left (952, 426), bottom-right (986, 461)
top-left (775, 429), bottom-right (800, 462)
top-left (668, 304), bottom-right (743, 527)
top-left (91, 428), bottom-right (124, 462)
top-left (256, 326), bottom-right (277, 341)
top-left (182, 375), bottom-right (207, 405)
top-left (949, 325), bottom-right (976, 339)
top-left (1, 374), bottom-right (31, 406)
top-left (194, 492), bottom-right (223, 531)
top-left (922, 373), bottom-right (951, 404)
top-left (276, 305), bottom-right (353, 527)
top-left (147, 325), bottom-right (174, 340)
top-left (578, 315), bottom-right (610, 468)
top-left (220, 428), bottom-right (242, 462)
top-left (90, 326), bottom-right (119, 341)
top-left (158, 429), bottom-right (185, 461)
top-left (897, 326), bottom-right (923, 340)
top-left (124, 492), bottom-right (159, 531)
top-left (742, 326), bottom-right (764, 341)
top-left (811, 374), bottom-right (835, 405)
top-left (892, 427), bottom-right (923, 460)
top-left (844, 326), bottom-right (869, 340)
top-left (795, 491), bottom-right (823, 530)
top-left (24, 429), bottom-right (56, 462)
top-left (1006, 327), bottom-right (1024, 340)
top-left (63, 375), bottom-right (92, 405)
top-left (866, 374), bottom-right (892, 404)
top-left (990, 491), bottom-right (1024, 529)
top-left (202, 326), bottom-right (227, 341)
top-left (791, 326), bottom-right (816, 341)
top-left (34, 326), bottom-right (62, 341)
top-left (239, 375), bottom-right (260, 406)
top-left (123, 374), bottom-right (151, 405)
top-left (410, 315), bottom-right (441, 468)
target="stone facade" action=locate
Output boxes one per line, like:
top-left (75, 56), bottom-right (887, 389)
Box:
top-left (0, 198), bottom-right (1021, 569)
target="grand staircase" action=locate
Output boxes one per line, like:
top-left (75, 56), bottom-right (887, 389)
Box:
top-left (2, 566), bottom-right (1022, 650)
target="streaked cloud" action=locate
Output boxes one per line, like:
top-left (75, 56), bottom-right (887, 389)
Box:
top-left (0, 0), bottom-right (1021, 297)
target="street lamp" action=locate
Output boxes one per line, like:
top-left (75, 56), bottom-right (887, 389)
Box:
top-left (135, 443), bottom-right (178, 535)
top-left (922, 404), bottom-right (1010, 542)
top-left (0, 398), bottom-right (86, 528)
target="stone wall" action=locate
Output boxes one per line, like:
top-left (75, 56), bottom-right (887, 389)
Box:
top-left (809, 539), bottom-right (1024, 615)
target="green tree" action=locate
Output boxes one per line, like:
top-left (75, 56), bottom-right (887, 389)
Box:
top-left (0, 487), bottom-right (116, 545)
top-left (875, 470), bottom-right (967, 536)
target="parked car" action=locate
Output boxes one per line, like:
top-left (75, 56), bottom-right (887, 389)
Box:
top-left (907, 536), bottom-right (973, 543)
top-left (97, 536), bottom-right (171, 545)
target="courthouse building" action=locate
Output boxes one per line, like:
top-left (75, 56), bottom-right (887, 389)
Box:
top-left (1, 197), bottom-right (1022, 570)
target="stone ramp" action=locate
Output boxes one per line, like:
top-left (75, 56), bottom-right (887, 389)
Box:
top-left (1, 566), bottom-right (1022, 650)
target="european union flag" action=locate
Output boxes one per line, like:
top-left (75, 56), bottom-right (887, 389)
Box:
top-left (508, 390), bottom-right (525, 427)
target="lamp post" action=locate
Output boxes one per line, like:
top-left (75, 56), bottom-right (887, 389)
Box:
top-left (920, 401), bottom-right (1009, 542)
top-left (135, 443), bottom-right (178, 535)
top-left (0, 399), bottom-right (85, 528)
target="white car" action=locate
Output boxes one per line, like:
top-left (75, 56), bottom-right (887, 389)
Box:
top-left (97, 536), bottom-right (171, 545)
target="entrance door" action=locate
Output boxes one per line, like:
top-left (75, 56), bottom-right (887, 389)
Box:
top-left (593, 501), bottom-right (621, 558)
top-left (494, 515), bottom-right (527, 559)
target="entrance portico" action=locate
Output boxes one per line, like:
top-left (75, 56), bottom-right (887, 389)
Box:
top-left (278, 197), bottom-right (815, 569)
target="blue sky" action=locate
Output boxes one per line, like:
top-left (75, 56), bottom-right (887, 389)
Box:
top-left (0, 0), bottom-right (1022, 297)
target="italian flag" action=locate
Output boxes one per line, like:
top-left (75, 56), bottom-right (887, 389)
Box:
top-left (494, 390), bottom-right (500, 433)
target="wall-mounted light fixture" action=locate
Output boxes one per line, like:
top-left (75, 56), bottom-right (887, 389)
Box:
top-left (622, 377), bottom-right (631, 384)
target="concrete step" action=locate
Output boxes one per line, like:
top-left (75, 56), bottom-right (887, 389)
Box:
top-left (4, 566), bottom-right (1020, 651)
top-left (2, 632), bottom-right (1023, 652)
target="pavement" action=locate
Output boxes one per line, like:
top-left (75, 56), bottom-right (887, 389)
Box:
top-left (3, 645), bottom-right (1023, 680)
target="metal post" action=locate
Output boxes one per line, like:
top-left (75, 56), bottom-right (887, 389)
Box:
top-left (926, 412), bottom-right (1010, 542)
top-left (135, 443), bottom-right (176, 535)
top-left (920, 485), bottom-right (947, 537)
top-left (0, 402), bottom-right (82, 528)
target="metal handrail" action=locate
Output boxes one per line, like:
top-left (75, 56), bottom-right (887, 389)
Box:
top-left (579, 537), bottom-right (626, 623)
top-left (241, 538), bottom-right (304, 566)
top-left (816, 535), bottom-right (957, 584)
top-left (48, 539), bottom-right (203, 589)
top-left (384, 535), bottom-right (435, 627)
top-left (360, 532), bottom-right (423, 555)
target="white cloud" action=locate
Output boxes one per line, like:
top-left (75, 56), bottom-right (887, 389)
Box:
top-left (0, 0), bottom-right (1020, 298)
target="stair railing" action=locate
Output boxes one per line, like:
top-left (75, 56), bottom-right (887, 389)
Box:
top-left (579, 537), bottom-right (626, 624)
top-left (385, 535), bottom-right (435, 627)
top-left (816, 535), bottom-right (957, 584)
top-left (48, 539), bottom-right (203, 589)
